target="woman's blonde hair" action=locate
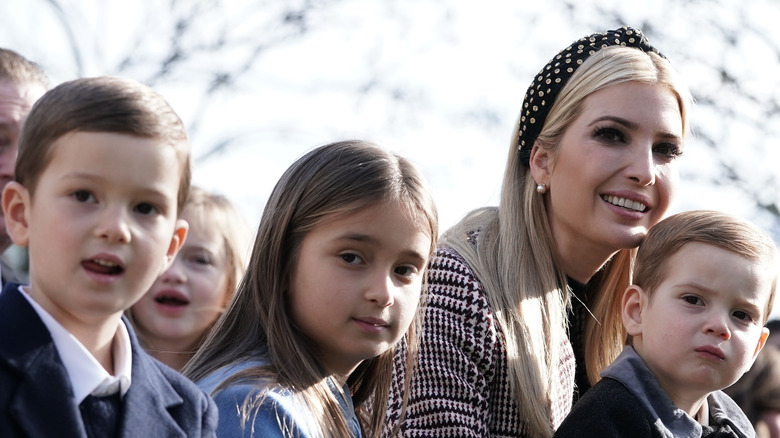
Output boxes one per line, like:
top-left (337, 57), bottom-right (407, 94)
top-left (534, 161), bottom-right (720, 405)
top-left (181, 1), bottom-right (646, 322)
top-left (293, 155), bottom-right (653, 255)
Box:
top-left (184, 140), bottom-right (438, 437)
top-left (442, 45), bottom-right (692, 436)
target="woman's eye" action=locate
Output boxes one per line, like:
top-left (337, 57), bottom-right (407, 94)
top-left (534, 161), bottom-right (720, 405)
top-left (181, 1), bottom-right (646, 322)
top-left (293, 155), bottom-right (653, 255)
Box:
top-left (134, 203), bottom-right (158, 215)
top-left (72, 190), bottom-right (94, 203)
top-left (654, 143), bottom-right (683, 159)
top-left (594, 127), bottom-right (625, 143)
top-left (341, 253), bottom-right (363, 265)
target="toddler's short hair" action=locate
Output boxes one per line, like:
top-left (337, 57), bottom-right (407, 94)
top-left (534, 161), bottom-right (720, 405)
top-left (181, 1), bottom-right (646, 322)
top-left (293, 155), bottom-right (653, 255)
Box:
top-left (633, 210), bottom-right (778, 323)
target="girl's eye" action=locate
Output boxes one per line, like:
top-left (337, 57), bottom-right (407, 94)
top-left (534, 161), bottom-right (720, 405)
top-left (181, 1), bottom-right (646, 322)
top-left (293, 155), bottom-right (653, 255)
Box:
top-left (341, 253), bottom-right (364, 265)
top-left (682, 295), bottom-right (702, 306)
top-left (134, 203), bottom-right (158, 215)
top-left (394, 265), bottom-right (416, 277)
top-left (654, 142), bottom-right (683, 160)
top-left (594, 127), bottom-right (625, 143)
top-left (72, 190), bottom-right (95, 203)
top-left (188, 254), bottom-right (212, 266)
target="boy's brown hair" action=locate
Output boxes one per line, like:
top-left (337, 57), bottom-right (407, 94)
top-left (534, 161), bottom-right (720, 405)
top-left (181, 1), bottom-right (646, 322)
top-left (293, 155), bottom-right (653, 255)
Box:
top-left (0, 48), bottom-right (48, 88)
top-left (15, 76), bottom-right (190, 213)
top-left (633, 210), bottom-right (779, 323)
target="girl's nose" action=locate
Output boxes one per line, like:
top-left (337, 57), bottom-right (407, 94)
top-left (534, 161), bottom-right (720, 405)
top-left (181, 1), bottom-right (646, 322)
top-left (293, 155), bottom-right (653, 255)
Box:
top-left (160, 257), bottom-right (186, 284)
top-left (365, 273), bottom-right (394, 308)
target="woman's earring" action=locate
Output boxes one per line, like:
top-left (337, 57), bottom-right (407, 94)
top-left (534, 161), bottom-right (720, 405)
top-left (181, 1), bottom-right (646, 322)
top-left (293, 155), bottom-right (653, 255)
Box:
top-left (536, 183), bottom-right (547, 194)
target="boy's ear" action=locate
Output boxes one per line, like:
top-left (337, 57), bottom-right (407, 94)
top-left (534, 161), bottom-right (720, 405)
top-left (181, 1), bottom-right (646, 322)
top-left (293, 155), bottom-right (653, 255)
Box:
top-left (163, 218), bottom-right (188, 269)
top-left (2, 181), bottom-right (32, 247)
top-left (622, 285), bottom-right (646, 337)
top-left (529, 141), bottom-right (553, 187)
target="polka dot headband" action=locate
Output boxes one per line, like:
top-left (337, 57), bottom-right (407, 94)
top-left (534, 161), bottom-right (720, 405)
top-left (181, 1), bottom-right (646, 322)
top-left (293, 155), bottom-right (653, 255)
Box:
top-left (516, 26), bottom-right (665, 166)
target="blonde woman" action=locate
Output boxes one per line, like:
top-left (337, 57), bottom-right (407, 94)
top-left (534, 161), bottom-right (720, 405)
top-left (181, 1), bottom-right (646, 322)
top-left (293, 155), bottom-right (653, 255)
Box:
top-left (385, 27), bottom-right (694, 437)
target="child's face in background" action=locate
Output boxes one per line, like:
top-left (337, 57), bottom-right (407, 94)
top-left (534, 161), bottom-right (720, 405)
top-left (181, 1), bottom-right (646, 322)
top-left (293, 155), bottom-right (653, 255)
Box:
top-left (624, 242), bottom-right (773, 411)
top-left (131, 205), bottom-right (230, 349)
top-left (4, 131), bottom-right (186, 336)
top-left (288, 200), bottom-right (431, 377)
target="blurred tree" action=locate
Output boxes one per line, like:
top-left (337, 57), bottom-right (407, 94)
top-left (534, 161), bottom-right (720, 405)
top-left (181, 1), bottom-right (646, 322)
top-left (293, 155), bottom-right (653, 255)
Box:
top-left (1, 0), bottom-right (778, 240)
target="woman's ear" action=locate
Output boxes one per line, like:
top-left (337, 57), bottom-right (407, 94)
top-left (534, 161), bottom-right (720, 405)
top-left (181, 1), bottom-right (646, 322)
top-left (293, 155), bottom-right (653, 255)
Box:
top-left (529, 140), bottom-right (552, 186)
top-left (622, 285), bottom-right (646, 337)
top-left (2, 181), bottom-right (32, 247)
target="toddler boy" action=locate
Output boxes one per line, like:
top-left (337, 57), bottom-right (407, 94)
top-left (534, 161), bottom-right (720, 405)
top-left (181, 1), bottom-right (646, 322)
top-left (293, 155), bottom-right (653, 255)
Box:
top-left (0, 76), bottom-right (217, 437)
top-left (555, 210), bottom-right (777, 437)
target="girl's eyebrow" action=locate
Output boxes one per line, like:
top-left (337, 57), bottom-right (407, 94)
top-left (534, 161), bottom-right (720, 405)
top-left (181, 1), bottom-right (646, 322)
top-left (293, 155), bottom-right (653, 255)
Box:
top-left (335, 232), bottom-right (429, 263)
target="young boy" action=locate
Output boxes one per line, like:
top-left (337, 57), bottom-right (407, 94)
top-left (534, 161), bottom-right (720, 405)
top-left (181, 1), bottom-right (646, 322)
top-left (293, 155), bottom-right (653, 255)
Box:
top-left (0, 76), bottom-right (217, 437)
top-left (555, 210), bottom-right (778, 438)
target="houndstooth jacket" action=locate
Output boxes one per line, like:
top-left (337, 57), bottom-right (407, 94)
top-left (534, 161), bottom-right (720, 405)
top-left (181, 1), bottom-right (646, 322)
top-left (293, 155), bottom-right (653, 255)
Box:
top-left (383, 244), bottom-right (576, 437)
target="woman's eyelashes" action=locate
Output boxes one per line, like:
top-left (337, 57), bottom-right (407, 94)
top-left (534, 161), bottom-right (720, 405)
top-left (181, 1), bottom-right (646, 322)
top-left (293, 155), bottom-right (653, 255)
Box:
top-left (653, 142), bottom-right (683, 160)
top-left (593, 126), bottom-right (625, 144)
top-left (593, 126), bottom-right (683, 160)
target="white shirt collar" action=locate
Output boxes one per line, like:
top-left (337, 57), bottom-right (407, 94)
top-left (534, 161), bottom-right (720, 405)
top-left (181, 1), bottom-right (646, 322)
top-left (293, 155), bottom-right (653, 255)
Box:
top-left (18, 285), bottom-right (132, 402)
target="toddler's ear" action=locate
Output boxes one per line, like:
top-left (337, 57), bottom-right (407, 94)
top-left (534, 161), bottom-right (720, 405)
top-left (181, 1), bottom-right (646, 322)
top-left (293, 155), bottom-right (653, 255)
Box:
top-left (622, 285), bottom-right (646, 337)
top-left (2, 182), bottom-right (32, 247)
top-left (753, 327), bottom-right (769, 360)
top-left (163, 218), bottom-right (188, 270)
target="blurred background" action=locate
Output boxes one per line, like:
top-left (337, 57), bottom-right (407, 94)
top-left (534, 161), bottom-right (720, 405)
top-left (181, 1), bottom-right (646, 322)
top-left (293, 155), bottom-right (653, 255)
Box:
top-left (2, 0), bottom-right (779, 312)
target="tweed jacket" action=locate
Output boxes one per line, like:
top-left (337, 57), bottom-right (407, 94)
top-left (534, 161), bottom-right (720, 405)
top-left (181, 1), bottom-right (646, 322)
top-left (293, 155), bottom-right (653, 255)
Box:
top-left (384, 244), bottom-right (576, 437)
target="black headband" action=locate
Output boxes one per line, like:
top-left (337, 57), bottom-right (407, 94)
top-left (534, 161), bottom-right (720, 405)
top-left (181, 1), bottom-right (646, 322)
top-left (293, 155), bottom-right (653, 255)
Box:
top-left (516, 26), bottom-right (665, 166)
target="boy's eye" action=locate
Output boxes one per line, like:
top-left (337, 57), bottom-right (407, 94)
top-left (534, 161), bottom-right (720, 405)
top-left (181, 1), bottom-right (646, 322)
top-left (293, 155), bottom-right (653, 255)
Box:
top-left (682, 295), bottom-right (702, 305)
top-left (732, 310), bottom-right (754, 323)
top-left (72, 190), bottom-right (95, 203)
top-left (340, 253), bottom-right (364, 265)
top-left (134, 203), bottom-right (158, 215)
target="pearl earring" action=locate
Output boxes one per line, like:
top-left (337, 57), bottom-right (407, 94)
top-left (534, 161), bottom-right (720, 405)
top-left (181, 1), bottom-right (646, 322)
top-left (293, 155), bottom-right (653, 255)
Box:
top-left (536, 183), bottom-right (547, 194)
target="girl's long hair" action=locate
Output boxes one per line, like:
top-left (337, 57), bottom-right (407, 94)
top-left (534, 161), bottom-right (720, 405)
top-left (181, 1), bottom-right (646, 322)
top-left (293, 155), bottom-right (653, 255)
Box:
top-left (184, 140), bottom-right (438, 437)
top-left (441, 46), bottom-right (692, 437)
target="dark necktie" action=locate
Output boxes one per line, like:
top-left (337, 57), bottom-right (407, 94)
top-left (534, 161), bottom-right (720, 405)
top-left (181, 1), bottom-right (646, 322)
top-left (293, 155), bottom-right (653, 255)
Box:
top-left (79, 392), bottom-right (122, 438)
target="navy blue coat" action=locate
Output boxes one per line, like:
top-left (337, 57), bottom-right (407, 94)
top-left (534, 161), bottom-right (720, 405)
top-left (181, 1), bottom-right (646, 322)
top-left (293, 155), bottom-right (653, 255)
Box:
top-left (0, 284), bottom-right (218, 437)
